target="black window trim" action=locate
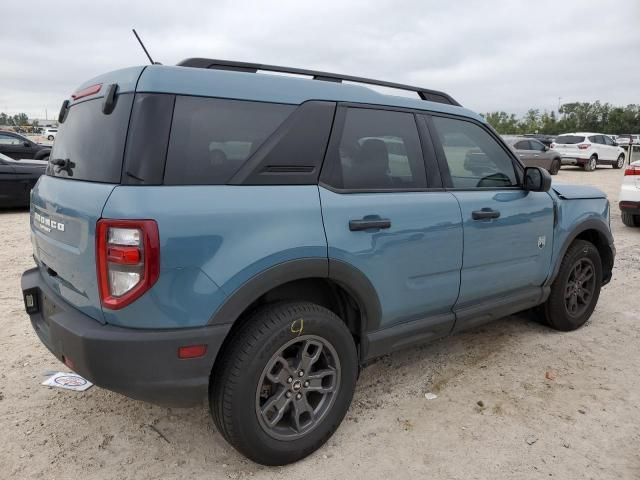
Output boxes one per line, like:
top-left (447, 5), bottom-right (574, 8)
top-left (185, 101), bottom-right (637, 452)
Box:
top-left (423, 112), bottom-right (526, 192)
top-left (318, 102), bottom-right (445, 194)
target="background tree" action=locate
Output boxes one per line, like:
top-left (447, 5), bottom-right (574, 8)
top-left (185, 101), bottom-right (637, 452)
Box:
top-left (485, 102), bottom-right (640, 135)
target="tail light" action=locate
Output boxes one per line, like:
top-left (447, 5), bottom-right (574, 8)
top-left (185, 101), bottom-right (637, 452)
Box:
top-left (96, 219), bottom-right (159, 309)
top-left (577, 143), bottom-right (590, 150)
top-left (624, 165), bottom-right (640, 176)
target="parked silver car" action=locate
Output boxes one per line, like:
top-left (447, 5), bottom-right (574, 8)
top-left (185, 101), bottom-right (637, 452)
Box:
top-left (502, 135), bottom-right (562, 175)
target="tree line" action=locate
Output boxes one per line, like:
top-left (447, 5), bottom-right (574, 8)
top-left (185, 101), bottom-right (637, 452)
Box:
top-left (0, 112), bottom-right (36, 127)
top-left (483, 102), bottom-right (640, 136)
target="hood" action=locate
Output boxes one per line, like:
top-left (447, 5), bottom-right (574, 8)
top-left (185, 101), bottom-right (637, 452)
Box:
top-left (551, 183), bottom-right (607, 199)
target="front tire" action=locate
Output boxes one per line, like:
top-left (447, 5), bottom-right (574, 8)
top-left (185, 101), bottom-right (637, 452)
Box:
top-left (542, 240), bottom-right (602, 331)
top-left (549, 158), bottom-right (561, 175)
top-left (613, 154), bottom-right (625, 169)
top-left (47, 135), bottom-right (54, 141)
top-left (210, 302), bottom-right (358, 465)
top-left (621, 211), bottom-right (640, 227)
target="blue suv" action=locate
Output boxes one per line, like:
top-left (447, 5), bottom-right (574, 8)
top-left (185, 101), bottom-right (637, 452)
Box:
top-left (21, 59), bottom-right (614, 465)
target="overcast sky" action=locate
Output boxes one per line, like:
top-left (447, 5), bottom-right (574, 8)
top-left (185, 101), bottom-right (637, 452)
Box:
top-left (2, 0), bottom-right (639, 119)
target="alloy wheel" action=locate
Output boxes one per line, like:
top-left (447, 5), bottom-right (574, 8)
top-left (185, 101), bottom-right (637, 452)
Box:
top-left (564, 258), bottom-right (596, 318)
top-left (255, 335), bottom-right (341, 440)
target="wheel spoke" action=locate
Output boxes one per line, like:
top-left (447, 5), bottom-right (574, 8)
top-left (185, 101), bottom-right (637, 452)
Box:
top-left (260, 388), bottom-right (292, 428)
top-left (306, 367), bottom-right (337, 393)
top-left (292, 394), bottom-right (315, 432)
top-left (568, 294), bottom-right (578, 313)
top-left (298, 339), bottom-right (324, 372)
top-left (578, 290), bottom-right (590, 305)
top-left (266, 356), bottom-right (293, 386)
top-left (581, 266), bottom-right (593, 283)
top-left (565, 282), bottom-right (575, 299)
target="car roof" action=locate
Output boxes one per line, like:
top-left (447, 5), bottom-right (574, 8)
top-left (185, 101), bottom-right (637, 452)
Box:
top-left (501, 135), bottom-right (528, 143)
top-left (76, 64), bottom-right (483, 123)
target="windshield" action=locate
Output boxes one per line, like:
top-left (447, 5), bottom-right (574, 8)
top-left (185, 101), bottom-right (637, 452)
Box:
top-left (555, 135), bottom-right (585, 144)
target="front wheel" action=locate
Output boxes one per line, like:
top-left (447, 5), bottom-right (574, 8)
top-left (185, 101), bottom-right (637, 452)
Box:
top-left (549, 158), bottom-right (561, 175)
top-left (210, 302), bottom-right (358, 466)
top-left (613, 154), bottom-right (625, 169)
top-left (542, 240), bottom-right (602, 331)
top-left (47, 135), bottom-right (54, 141)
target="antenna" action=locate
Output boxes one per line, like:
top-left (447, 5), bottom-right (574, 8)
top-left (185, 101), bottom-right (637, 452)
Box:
top-left (132, 29), bottom-right (159, 65)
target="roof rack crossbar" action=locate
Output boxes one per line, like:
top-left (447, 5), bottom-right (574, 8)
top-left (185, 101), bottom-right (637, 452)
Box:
top-left (176, 58), bottom-right (461, 107)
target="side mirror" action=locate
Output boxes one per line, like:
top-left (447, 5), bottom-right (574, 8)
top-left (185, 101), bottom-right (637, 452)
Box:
top-left (543, 146), bottom-right (549, 151)
top-left (524, 166), bottom-right (551, 192)
top-left (23, 141), bottom-right (31, 147)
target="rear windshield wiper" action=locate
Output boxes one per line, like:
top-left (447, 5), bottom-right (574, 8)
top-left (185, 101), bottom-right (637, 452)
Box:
top-left (50, 158), bottom-right (75, 176)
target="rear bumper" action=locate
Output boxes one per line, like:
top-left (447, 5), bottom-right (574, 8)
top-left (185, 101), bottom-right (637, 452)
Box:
top-left (21, 267), bottom-right (230, 407)
top-left (619, 200), bottom-right (640, 213)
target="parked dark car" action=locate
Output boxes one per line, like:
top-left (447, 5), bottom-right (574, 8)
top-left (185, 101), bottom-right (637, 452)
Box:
top-left (0, 130), bottom-right (51, 160)
top-left (0, 152), bottom-right (46, 207)
top-left (502, 135), bottom-right (562, 174)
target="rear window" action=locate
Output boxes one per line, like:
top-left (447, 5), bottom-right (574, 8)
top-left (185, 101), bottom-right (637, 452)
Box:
top-left (164, 96), bottom-right (295, 185)
top-left (47, 94), bottom-right (134, 182)
top-left (555, 135), bottom-right (585, 144)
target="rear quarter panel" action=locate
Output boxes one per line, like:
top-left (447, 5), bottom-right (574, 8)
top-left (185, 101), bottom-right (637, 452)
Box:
top-left (101, 185), bottom-right (327, 328)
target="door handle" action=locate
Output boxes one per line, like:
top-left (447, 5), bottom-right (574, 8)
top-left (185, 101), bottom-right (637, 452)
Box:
top-left (349, 218), bottom-right (391, 231)
top-left (472, 208), bottom-right (500, 220)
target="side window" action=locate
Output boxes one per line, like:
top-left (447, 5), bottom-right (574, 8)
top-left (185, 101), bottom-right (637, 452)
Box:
top-left (588, 135), bottom-right (599, 144)
top-left (164, 96), bottom-right (295, 185)
top-left (603, 136), bottom-right (613, 146)
top-left (0, 134), bottom-right (21, 145)
top-left (530, 140), bottom-right (545, 151)
top-left (514, 141), bottom-right (529, 150)
top-left (431, 116), bottom-right (518, 189)
top-left (325, 108), bottom-right (426, 190)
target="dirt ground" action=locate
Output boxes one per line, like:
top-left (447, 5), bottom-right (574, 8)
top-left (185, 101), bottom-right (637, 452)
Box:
top-left (1, 166), bottom-right (639, 480)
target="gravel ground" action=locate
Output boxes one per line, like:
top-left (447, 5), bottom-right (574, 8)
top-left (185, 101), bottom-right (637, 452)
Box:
top-left (1, 166), bottom-right (639, 479)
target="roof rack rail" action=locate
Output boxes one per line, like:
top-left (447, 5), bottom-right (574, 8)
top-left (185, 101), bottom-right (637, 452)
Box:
top-left (176, 58), bottom-right (461, 107)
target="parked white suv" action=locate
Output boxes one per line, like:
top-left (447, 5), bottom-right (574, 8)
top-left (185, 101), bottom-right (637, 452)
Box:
top-left (552, 132), bottom-right (625, 171)
top-left (43, 128), bottom-right (58, 141)
top-left (619, 160), bottom-right (640, 227)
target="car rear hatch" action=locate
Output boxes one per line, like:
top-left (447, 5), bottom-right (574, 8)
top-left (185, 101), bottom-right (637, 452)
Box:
top-left (553, 135), bottom-right (587, 155)
top-left (30, 67), bottom-right (144, 323)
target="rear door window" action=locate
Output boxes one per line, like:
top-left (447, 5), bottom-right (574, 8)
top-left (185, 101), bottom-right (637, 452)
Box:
top-left (164, 96), bottom-right (294, 185)
top-left (514, 141), bottom-right (529, 150)
top-left (48, 95), bottom-right (134, 183)
top-left (322, 107), bottom-right (427, 190)
top-left (0, 133), bottom-right (21, 145)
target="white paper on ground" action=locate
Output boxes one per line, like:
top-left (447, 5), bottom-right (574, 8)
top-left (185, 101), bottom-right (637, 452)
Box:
top-left (41, 372), bottom-right (93, 392)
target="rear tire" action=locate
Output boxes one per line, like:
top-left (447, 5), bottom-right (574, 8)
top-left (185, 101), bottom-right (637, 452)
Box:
top-left (613, 154), bottom-right (625, 169)
top-left (549, 158), bottom-right (561, 175)
top-left (621, 211), bottom-right (640, 227)
top-left (542, 240), bottom-right (602, 331)
top-left (583, 155), bottom-right (597, 172)
top-left (210, 301), bottom-right (358, 466)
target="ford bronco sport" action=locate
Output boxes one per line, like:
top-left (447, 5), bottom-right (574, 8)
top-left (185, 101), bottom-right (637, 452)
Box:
top-left (21, 59), bottom-right (614, 465)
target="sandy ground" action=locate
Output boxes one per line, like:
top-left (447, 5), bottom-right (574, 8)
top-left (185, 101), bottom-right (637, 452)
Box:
top-left (1, 166), bottom-right (640, 480)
